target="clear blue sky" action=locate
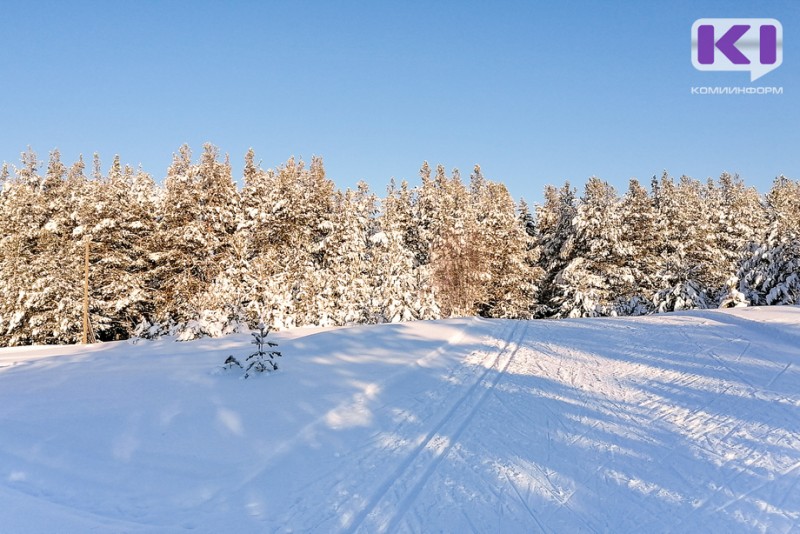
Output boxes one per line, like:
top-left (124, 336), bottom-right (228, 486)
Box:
top-left (1, 0), bottom-right (797, 203)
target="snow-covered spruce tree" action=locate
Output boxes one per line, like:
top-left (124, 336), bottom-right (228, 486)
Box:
top-left (428, 165), bottom-right (485, 317)
top-left (738, 238), bottom-right (800, 306)
top-left (0, 154), bottom-right (42, 346)
top-left (244, 323), bottom-right (281, 377)
top-left (0, 155), bottom-right (42, 346)
top-left (0, 149), bottom-right (88, 345)
top-left (294, 183), bottom-right (375, 327)
top-left (78, 156), bottom-right (158, 340)
top-left (549, 177), bottom-right (631, 318)
top-left (325, 182), bottom-right (379, 325)
top-left (0, 150), bottom-right (160, 344)
top-left (714, 173), bottom-right (767, 268)
top-left (704, 173), bottom-right (767, 305)
top-left (718, 275), bottom-right (749, 308)
top-left (147, 144), bottom-right (240, 339)
top-left (411, 161), bottom-right (436, 269)
top-left (535, 182), bottom-right (578, 317)
top-left (177, 230), bottom-right (252, 341)
top-left (764, 175), bottom-right (800, 239)
top-left (517, 199), bottom-right (545, 316)
top-left (238, 154), bottom-right (337, 329)
top-left (737, 176), bottom-right (800, 306)
top-left (370, 179), bottom-right (439, 323)
top-left (617, 178), bottom-right (662, 315)
top-left (470, 167), bottom-right (534, 318)
top-left (652, 174), bottom-right (716, 312)
top-left (37, 150), bottom-right (86, 343)
top-left (236, 149), bottom-right (296, 330)
top-left (147, 145), bottom-right (205, 334)
top-left (281, 156), bottom-right (337, 327)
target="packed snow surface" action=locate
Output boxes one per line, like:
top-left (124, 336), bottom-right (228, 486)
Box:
top-left (1, 307), bottom-right (799, 533)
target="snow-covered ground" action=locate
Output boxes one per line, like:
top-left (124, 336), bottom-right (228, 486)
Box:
top-left (1, 307), bottom-right (799, 533)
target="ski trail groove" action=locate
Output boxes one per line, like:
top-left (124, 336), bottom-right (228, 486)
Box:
top-left (226, 318), bottom-right (479, 496)
top-left (504, 472), bottom-right (547, 533)
top-left (767, 362), bottom-right (792, 388)
top-left (345, 320), bottom-right (528, 534)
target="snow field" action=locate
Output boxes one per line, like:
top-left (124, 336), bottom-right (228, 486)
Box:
top-left (0, 307), bottom-right (798, 532)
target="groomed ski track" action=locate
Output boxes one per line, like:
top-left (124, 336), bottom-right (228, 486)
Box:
top-left (0, 307), bottom-right (798, 533)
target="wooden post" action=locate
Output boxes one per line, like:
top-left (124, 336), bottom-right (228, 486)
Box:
top-left (82, 240), bottom-right (90, 344)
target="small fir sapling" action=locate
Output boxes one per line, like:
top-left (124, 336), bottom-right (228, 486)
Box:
top-left (223, 323), bottom-right (282, 378)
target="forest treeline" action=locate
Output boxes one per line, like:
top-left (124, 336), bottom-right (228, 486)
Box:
top-left (1, 144), bottom-right (798, 346)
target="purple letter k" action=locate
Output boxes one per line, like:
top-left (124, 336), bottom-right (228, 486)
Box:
top-left (698, 24), bottom-right (751, 64)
